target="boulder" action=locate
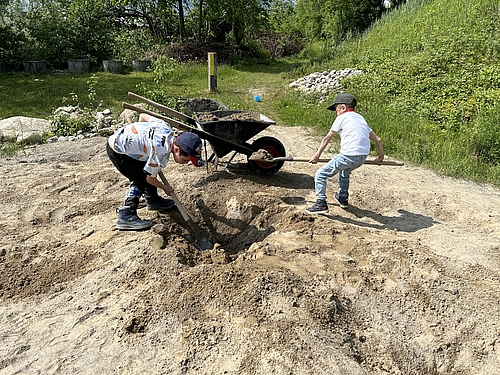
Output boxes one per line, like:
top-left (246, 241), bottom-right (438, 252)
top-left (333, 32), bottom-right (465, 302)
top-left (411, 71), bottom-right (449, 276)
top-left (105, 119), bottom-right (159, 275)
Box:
top-left (0, 116), bottom-right (51, 142)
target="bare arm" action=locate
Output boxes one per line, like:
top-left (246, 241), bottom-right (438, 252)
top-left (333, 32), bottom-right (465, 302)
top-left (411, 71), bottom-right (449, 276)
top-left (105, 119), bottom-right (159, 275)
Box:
top-left (146, 174), bottom-right (174, 195)
top-left (139, 113), bottom-right (151, 122)
top-left (309, 130), bottom-right (336, 163)
top-left (369, 131), bottom-right (384, 163)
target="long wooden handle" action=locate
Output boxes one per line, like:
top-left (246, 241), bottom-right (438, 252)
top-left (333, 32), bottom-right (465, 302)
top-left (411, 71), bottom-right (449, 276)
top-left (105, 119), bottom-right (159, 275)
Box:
top-left (122, 102), bottom-right (255, 155)
top-left (265, 156), bottom-right (404, 166)
top-left (128, 92), bottom-right (197, 126)
top-left (309, 158), bottom-right (404, 166)
top-left (122, 102), bottom-right (194, 133)
top-left (157, 171), bottom-right (192, 222)
top-left (363, 160), bottom-right (404, 166)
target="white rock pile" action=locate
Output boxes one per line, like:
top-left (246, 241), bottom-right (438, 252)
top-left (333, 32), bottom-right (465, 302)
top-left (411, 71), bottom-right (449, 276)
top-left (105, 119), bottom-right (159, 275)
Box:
top-left (289, 68), bottom-right (364, 101)
top-left (46, 106), bottom-right (119, 143)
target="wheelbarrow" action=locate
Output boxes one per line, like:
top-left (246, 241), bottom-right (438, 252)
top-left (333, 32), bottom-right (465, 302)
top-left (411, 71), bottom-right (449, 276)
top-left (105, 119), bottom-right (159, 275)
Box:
top-left (123, 92), bottom-right (286, 174)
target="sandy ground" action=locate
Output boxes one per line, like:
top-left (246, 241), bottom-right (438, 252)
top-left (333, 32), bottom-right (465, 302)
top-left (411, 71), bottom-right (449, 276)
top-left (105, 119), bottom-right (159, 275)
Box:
top-left (1, 123), bottom-right (500, 375)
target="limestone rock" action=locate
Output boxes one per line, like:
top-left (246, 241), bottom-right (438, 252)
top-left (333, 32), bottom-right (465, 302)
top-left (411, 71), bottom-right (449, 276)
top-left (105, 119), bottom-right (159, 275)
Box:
top-left (0, 116), bottom-right (51, 142)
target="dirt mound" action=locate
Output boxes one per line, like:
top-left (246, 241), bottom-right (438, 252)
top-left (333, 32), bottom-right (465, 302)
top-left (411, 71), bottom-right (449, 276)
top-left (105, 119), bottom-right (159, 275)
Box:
top-left (1, 125), bottom-right (500, 374)
top-left (196, 111), bottom-right (263, 123)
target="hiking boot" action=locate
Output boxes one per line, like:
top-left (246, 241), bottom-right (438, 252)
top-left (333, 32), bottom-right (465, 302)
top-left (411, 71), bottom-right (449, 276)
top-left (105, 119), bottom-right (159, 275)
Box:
top-left (116, 206), bottom-right (153, 230)
top-left (305, 199), bottom-right (328, 214)
top-left (334, 193), bottom-right (348, 209)
top-left (146, 196), bottom-right (176, 212)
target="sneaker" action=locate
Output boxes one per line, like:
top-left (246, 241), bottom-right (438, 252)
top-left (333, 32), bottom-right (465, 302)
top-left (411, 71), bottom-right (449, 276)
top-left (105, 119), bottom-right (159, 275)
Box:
top-left (305, 199), bottom-right (328, 214)
top-left (334, 194), bottom-right (348, 209)
top-left (146, 197), bottom-right (176, 212)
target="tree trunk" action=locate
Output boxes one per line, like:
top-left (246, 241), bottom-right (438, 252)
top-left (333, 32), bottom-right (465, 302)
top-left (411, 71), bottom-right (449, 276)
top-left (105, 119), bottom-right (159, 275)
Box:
top-left (178, 0), bottom-right (186, 43)
top-left (197, 0), bottom-right (203, 42)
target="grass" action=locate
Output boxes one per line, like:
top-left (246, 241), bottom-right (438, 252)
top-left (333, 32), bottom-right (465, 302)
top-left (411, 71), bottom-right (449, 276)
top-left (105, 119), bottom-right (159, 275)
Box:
top-left (0, 71), bottom-right (156, 118)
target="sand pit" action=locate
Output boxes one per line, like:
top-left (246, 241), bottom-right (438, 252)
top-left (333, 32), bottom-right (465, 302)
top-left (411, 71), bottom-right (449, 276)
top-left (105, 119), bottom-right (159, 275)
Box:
top-left (1, 124), bottom-right (500, 374)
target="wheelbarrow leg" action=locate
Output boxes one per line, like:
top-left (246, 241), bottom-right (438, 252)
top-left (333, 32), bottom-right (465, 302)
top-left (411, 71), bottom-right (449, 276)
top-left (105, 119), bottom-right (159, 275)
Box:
top-left (206, 152), bottom-right (219, 170)
top-left (203, 140), bottom-right (209, 174)
top-left (223, 151), bottom-right (239, 171)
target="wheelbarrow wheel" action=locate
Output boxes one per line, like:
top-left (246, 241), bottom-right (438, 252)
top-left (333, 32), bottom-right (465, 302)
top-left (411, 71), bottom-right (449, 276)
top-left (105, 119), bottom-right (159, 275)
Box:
top-left (248, 136), bottom-right (286, 174)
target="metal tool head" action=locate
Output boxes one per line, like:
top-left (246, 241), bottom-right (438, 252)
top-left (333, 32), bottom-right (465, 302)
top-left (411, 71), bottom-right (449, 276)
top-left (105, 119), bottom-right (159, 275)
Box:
top-left (185, 220), bottom-right (212, 251)
top-left (193, 237), bottom-right (213, 252)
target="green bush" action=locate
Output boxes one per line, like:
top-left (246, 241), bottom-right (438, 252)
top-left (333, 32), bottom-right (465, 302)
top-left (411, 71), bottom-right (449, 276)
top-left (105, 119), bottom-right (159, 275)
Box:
top-left (470, 109), bottom-right (500, 166)
top-left (113, 30), bottom-right (156, 65)
top-left (49, 74), bottom-right (102, 136)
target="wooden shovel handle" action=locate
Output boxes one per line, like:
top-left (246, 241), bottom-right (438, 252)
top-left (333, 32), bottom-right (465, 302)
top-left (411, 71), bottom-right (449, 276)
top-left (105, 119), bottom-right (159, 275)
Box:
top-left (157, 171), bottom-right (195, 222)
top-left (289, 157), bottom-right (404, 166)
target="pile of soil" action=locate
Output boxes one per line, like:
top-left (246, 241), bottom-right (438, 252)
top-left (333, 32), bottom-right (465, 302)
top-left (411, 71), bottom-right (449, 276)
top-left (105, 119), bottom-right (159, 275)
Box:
top-left (248, 148), bottom-right (274, 161)
top-left (1, 124), bottom-right (499, 374)
top-left (197, 111), bottom-right (262, 123)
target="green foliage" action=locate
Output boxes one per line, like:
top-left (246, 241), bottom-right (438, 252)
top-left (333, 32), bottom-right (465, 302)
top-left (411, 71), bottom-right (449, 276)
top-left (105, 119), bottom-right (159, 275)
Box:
top-left (113, 29), bottom-right (156, 65)
top-left (0, 142), bottom-right (24, 158)
top-left (311, 0), bottom-right (500, 183)
top-left (49, 108), bottom-right (95, 137)
top-left (63, 0), bottom-right (117, 62)
top-left (49, 74), bottom-right (103, 136)
top-left (115, 0), bottom-right (178, 42)
top-left (267, 0), bottom-right (298, 35)
top-left (1, 0), bottom-right (391, 69)
top-left (2, 0), bottom-right (117, 66)
top-left (150, 55), bottom-right (179, 84)
top-left (470, 109), bottom-right (500, 166)
top-left (0, 25), bottom-right (25, 64)
top-left (292, 0), bottom-right (382, 43)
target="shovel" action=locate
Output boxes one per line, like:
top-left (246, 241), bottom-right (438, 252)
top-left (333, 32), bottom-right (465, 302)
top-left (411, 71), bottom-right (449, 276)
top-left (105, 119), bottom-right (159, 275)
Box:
top-left (249, 154), bottom-right (404, 166)
top-left (157, 171), bottom-right (212, 251)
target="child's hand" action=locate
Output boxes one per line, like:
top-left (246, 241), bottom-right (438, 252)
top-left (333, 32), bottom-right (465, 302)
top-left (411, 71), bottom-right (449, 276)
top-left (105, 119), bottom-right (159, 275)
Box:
top-left (163, 186), bottom-right (174, 195)
top-left (309, 153), bottom-right (321, 164)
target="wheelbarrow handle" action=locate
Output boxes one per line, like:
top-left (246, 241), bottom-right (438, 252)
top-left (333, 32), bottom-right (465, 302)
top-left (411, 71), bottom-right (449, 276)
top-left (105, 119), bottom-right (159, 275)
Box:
top-left (128, 92), bottom-right (197, 126)
top-left (122, 102), bottom-right (194, 133)
top-left (122, 102), bottom-right (256, 156)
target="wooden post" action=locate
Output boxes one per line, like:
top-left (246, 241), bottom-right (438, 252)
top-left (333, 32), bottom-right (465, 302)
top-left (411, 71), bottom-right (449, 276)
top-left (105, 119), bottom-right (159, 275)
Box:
top-left (208, 52), bottom-right (217, 92)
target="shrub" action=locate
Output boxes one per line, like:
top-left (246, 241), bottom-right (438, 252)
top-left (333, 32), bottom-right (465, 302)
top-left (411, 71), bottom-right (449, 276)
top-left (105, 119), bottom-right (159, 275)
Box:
top-left (470, 110), bottom-right (500, 166)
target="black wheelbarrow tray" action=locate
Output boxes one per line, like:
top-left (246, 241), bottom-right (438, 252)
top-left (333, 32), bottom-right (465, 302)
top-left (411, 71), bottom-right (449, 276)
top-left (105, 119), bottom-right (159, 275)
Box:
top-left (123, 92), bottom-right (286, 174)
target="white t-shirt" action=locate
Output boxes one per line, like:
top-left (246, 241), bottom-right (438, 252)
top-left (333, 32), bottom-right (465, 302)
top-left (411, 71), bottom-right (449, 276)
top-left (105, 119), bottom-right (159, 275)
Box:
top-left (330, 111), bottom-right (372, 156)
top-left (108, 117), bottom-right (175, 177)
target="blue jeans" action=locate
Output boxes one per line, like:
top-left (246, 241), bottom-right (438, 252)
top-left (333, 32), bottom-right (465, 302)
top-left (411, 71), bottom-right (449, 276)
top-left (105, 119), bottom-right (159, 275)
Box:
top-left (315, 153), bottom-right (367, 202)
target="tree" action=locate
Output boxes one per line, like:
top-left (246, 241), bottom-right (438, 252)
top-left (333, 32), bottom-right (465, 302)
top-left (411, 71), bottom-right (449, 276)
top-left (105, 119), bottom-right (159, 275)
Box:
top-left (293, 0), bottom-right (382, 44)
top-left (178, 0), bottom-right (186, 42)
top-left (190, 0), bottom-right (269, 45)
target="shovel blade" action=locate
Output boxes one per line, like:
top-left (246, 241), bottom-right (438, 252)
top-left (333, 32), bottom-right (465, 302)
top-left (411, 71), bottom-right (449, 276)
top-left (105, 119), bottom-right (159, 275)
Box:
top-left (193, 237), bottom-right (213, 251)
top-left (186, 219), bottom-right (212, 251)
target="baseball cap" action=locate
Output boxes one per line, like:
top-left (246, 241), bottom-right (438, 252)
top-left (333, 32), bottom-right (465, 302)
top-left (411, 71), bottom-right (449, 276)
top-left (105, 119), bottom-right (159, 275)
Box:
top-left (177, 132), bottom-right (203, 167)
top-left (327, 93), bottom-right (357, 111)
